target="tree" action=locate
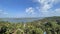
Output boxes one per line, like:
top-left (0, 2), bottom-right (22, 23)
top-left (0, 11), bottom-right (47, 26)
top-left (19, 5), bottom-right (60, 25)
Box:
top-left (0, 26), bottom-right (7, 34)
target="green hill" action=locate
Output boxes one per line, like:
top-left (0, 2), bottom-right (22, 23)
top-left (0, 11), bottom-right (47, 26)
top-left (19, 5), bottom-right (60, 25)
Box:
top-left (0, 16), bottom-right (60, 34)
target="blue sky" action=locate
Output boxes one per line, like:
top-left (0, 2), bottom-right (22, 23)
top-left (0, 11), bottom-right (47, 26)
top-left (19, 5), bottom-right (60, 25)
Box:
top-left (0, 0), bottom-right (60, 18)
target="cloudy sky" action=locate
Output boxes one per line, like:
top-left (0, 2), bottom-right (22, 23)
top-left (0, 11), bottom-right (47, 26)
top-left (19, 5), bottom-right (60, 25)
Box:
top-left (0, 0), bottom-right (60, 18)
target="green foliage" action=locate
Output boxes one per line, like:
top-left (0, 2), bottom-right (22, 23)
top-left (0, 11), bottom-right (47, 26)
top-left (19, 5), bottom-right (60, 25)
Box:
top-left (0, 16), bottom-right (60, 34)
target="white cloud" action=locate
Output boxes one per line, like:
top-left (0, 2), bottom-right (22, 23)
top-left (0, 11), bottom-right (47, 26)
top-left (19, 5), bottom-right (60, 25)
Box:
top-left (25, 0), bottom-right (60, 17)
top-left (55, 8), bottom-right (60, 12)
top-left (41, 4), bottom-right (51, 12)
top-left (3, 12), bottom-right (8, 14)
top-left (35, 0), bottom-right (60, 12)
top-left (0, 10), bottom-right (3, 12)
top-left (37, 0), bottom-right (54, 12)
top-left (54, 8), bottom-right (60, 15)
top-left (33, 0), bottom-right (60, 17)
top-left (26, 7), bottom-right (35, 14)
top-left (44, 8), bottom-right (60, 16)
top-left (0, 10), bottom-right (8, 15)
top-left (36, 0), bottom-right (60, 4)
top-left (51, 8), bottom-right (60, 16)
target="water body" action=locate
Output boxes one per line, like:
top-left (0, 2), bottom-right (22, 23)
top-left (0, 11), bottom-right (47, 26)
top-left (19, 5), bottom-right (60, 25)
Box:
top-left (0, 18), bottom-right (42, 23)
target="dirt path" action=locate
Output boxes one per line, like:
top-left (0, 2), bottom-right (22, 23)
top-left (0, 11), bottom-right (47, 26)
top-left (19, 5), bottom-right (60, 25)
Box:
top-left (13, 24), bottom-right (26, 34)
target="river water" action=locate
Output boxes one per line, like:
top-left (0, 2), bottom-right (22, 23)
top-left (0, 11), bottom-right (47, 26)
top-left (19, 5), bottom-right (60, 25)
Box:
top-left (0, 18), bottom-right (41, 23)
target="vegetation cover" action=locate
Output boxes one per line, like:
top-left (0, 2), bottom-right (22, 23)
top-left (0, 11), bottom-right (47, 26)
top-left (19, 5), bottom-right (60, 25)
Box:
top-left (0, 16), bottom-right (60, 34)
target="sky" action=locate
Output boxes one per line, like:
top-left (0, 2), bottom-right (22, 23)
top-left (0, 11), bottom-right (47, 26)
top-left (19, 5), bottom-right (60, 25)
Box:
top-left (0, 0), bottom-right (60, 18)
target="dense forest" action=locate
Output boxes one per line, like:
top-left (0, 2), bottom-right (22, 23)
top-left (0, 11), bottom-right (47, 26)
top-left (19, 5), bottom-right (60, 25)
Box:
top-left (0, 16), bottom-right (60, 34)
